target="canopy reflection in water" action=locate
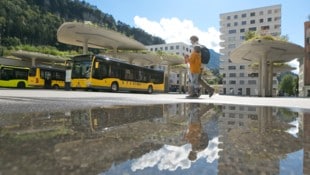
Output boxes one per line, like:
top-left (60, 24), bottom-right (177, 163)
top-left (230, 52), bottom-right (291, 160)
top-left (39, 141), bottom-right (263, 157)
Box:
top-left (0, 103), bottom-right (308, 175)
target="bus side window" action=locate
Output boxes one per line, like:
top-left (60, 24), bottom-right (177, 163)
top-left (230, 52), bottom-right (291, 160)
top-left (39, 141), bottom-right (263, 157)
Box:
top-left (3, 69), bottom-right (13, 80)
top-left (101, 65), bottom-right (108, 78)
top-left (0, 69), bottom-right (9, 80)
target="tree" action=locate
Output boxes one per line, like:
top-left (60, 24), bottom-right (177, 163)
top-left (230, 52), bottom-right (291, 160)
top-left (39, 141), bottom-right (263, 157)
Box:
top-left (279, 74), bottom-right (297, 96)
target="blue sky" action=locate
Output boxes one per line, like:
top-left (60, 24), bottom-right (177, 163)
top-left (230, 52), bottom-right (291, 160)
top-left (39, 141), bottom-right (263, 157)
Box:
top-left (84, 0), bottom-right (309, 53)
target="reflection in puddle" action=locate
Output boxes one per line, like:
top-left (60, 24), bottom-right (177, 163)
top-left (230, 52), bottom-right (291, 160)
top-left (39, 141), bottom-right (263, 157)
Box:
top-left (0, 103), bottom-right (309, 175)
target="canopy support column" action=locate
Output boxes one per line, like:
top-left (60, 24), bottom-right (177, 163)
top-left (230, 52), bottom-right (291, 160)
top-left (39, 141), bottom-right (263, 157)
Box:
top-left (83, 38), bottom-right (89, 54)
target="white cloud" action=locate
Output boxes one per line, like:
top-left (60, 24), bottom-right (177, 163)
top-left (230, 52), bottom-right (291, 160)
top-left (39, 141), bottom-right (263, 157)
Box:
top-left (134, 16), bottom-right (221, 52)
top-left (288, 58), bottom-right (300, 74)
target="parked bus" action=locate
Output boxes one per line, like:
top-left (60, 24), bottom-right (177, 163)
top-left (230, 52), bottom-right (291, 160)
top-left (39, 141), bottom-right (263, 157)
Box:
top-left (28, 66), bottom-right (66, 89)
top-left (71, 54), bottom-right (165, 93)
top-left (0, 65), bottom-right (29, 88)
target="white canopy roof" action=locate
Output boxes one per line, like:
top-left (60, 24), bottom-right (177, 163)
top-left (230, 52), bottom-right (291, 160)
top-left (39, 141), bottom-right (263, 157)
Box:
top-left (57, 22), bottom-right (146, 51)
top-left (230, 39), bottom-right (304, 63)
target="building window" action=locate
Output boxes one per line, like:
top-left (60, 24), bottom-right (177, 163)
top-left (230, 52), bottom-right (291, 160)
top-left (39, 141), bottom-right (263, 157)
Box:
top-left (261, 26), bottom-right (270, 30)
top-left (240, 36), bottom-right (245, 40)
top-left (240, 73), bottom-right (244, 77)
top-left (249, 27), bottom-right (256, 31)
top-left (259, 11), bottom-right (264, 15)
top-left (228, 29), bottom-right (237, 34)
top-left (229, 106), bottom-right (236, 110)
top-left (176, 45), bottom-right (179, 49)
top-left (228, 36), bottom-right (236, 41)
top-left (229, 80), bottom-right (236, 84)
top-left (248, 80), bottom-right (256, 85)
top-left (240, 65), bottom-right (245, 69)
top-left (274, 9), bottom-right (280, 13)
top-left (229, 73), bottom-right (236, 77)
top-left (273, 80), bottom-right (277, 84)
top-left (250, 20), bottom-right (255, 24)
top-left (165, 46), bottom-right (168, 50)
top-left (242, 21), bottom-right (247, 25)
top-left (250, 12), bottom-right (255, 17)
top-left (248, 73), bottom-right (258, 77)
top-left (268, 9), bottom-right (272, 14)
top-left (227, 23), bottom-right (231, 27)
top-left (228, 44), bottom-right (236, 49)
top-left (259, 19), bottom-right (264, 23)
top-left (228, 66), bottom-right (236, 70)
top-left (268, 17), bottom-right (272, 22)
top-left (240, 28), bottom-right (245, 33)
top-left (170, 46), bottom-right (174, 50)
top-left (248, 107), bottom-right (257, 112)
top-left (241, 13), bottom-right (246, 18)
top-left (234, 15), bottom-right (238, 19)
top-left (240, 80), bottom-right (245, 84)
top-left (234, 22), bottom-right (238, 26)
top-left (227, 16), bottom-right (231, 20)
top-left (274, 17), bottom-right (281, 21)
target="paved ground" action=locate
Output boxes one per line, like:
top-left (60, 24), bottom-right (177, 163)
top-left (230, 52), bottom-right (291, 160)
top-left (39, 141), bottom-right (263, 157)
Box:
top-left (1, 89), bottom-right (310, 114)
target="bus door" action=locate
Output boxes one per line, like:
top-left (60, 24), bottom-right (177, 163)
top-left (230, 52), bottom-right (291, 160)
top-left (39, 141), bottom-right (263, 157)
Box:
top-left (43, 70), bottom-right (52, 89)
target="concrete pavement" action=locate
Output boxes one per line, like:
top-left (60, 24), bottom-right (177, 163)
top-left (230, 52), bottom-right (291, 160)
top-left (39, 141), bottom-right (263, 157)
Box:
top-left (0, 89), bottom-right (310, 112)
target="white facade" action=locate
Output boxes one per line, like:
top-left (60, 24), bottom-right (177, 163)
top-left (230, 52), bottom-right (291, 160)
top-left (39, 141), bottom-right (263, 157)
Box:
top-left (146, 42), bottom-right (191, 91)
top-left (219, 5), bottom-right (281, 96)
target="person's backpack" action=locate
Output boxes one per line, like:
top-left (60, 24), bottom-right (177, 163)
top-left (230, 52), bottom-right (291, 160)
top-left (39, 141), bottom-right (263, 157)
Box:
top-left (200, 45), bottom-right (211, 64)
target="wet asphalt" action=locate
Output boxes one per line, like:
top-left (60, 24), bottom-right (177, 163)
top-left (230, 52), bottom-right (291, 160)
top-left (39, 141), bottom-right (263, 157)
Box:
top-left (1, 89), bottom-right (310, 114)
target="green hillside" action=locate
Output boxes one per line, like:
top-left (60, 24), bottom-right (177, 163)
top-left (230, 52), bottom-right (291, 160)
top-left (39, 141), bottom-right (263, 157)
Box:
top-left (0, 0), bottom-right (165, 52)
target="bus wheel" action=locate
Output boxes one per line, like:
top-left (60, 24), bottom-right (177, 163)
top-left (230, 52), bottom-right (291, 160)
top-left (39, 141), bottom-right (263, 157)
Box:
top-left (111, 82), bottom-right (119, 92)
top-left (147, 85), bottom-right (153, 94)
top-left (17, 82), bottom-right (26, 88)
top-left (53, 85), bottom-right (59, 89)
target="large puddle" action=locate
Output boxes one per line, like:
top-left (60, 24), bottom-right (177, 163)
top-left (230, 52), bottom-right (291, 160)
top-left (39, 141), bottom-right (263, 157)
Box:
top-left (0, 103), bottom-right (309, 175)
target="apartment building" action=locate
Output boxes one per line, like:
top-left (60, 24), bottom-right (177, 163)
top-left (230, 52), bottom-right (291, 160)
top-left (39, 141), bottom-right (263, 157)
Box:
top-left (146, 42), bottom-right (191, 91)
top-left (219, 5), bottom-right (281, 96)
top-left (299, 21), bottom-right (310, 97)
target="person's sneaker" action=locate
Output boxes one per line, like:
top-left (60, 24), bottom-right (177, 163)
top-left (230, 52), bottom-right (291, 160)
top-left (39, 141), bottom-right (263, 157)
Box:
top-left (209, 89), bottom-right (214, 98)
top-left (186, 94), bottom-right (196, 98)
top-left (193, 93), bottom-right (200, 97)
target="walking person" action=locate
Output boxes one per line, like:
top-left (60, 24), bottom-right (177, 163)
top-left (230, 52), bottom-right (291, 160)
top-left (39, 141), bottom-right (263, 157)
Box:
top-left (184, 103), bottom-right (210, 161)
top-left (189, 35), bottom-right (215, 97)
top-left (184, 45), bottom-right (202, 98)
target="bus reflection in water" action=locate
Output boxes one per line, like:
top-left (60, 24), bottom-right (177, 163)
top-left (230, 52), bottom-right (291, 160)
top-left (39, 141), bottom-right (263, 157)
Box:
top-left (71, 54), bottom-right (165, 94)
top-left (70, 105), bottom-right (164, 133)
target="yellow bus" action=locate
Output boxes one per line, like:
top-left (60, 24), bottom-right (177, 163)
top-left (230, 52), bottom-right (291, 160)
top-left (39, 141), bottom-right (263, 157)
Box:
top-left (0, 65), bottom-right (29, 88)
top-left (28, 66), bottom-right (66, 89)
top-left (71, 54), bottom-right (165, 93)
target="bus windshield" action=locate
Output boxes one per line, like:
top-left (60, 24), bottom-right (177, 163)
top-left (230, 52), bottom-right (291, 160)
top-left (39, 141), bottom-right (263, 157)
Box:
top-left (28, 68), bottom-right (36, 77)
top-left (72, 56), bottom-right (92, 78)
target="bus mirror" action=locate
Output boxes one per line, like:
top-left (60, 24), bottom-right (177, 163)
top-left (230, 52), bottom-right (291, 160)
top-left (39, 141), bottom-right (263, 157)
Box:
top-left (95, 62), bottom-right (99, 69)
